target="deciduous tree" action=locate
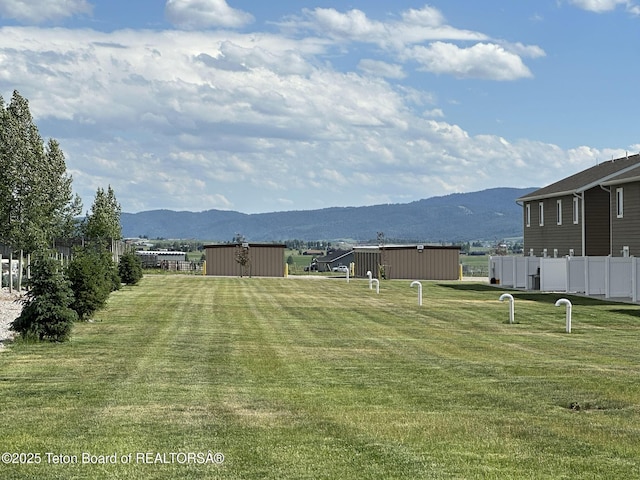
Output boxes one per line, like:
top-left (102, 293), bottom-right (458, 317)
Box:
top-left (0, 91), bottom-right (81, 253)
top-left (83, 185), bottom-right (121, 242)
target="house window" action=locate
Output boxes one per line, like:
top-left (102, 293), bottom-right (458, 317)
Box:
top-left (556, 199), bottom-right (562, 225)
top-left (525, 204), bottom-right (531, 227)
top-left (573, 197), bottom-right (579, 224)
top-left (616, 188), bottom-right (624, 218)
top-left (539, 202), bottom-right (544, 226)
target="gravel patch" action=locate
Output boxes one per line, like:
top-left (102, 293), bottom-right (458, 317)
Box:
top-left (0, 288), bottom-right (23, 350)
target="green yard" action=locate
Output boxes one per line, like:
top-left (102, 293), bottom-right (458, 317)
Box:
top-left (2, 275), bottom-right (640, 479)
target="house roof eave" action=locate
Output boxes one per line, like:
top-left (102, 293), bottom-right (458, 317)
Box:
top-left (517, 156), bottom-right (640, 203)
top-left (516, 189), bottom-right (577, 203)
top-left (601, 174), bottom-right (640, 187)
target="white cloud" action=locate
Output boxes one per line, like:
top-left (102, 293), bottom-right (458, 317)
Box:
top-left (423, 108), bottom-right (444, 118)
top-left (502, 42), bottom-right (546, 59)
top-left (165, 0), bottom-right (254, 29)
top-left (297, 6), bottom-right (488, 48)
top-left (407, 42), bottom-right (534, 81)
top-left (307, 7), bottom-right (386, 42)
top-left (282, 5), bottom-right (540, 81)
top-left (568, 0), bottom-right (632, 12)
top-left (0, 0), bottom-right (92, 24)
top-left (0, 13), bottom-right (582, 214)
top-left (401, 5), bottom-right (445, 27)
top-left (357, 59), bottom-right (405, 79)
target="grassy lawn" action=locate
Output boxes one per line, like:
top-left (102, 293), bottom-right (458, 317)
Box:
top-left (2, 276), bottom-right (640, 479)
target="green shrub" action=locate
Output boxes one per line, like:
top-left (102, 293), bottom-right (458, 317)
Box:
top-left (118, 251), bottom-right (143, 285)
top-left (107, 252), bottom-right (122, 292)
top-left (67, 246), bottom-right (119, 321)
top-left (11, 255), bottom-right (78, 342)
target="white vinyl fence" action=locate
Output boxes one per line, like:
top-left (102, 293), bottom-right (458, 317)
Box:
top-left (490, 255), bottom-right (640, 302)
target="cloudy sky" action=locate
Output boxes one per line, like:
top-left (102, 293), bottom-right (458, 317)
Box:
top-left (1, 0), bottom-right (639, 213)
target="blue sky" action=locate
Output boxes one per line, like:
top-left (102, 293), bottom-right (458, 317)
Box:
top-left (1, 0), bottom-right (639, 214)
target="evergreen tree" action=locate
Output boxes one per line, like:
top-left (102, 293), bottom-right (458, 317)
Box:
top-left (68, 185), bottom-right (123, 319)
top-left (118, 251), bottom-right (143, 285)
top-left (67, 246), bottom-right (119, 321)
top-left (11, 255), bottom-right (78, 342)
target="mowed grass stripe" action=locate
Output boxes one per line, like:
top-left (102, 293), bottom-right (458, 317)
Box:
top-left (1, 275), bottom-right (640, 478)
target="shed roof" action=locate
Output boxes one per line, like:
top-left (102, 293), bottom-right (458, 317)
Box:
top-left (517, 153), bottom-right (640, 202)
top-left (354, 244), bottom-right (461, 251)
top-left (135, 250), bottom-right (186, 256)
top-left (204, 243), bottom-right (285, 249)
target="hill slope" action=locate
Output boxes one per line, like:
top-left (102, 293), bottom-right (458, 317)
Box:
top-left (121, 187), bottom-right (535, 242)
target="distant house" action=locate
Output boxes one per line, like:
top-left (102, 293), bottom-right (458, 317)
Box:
top-left (353, 244), bottom-right (461, 280)
top-left (302, 249), bottom-right (324, 256)
top-left (517, 153), bottom-right (640, 257)
top-left (204, 243), bottom-right (285, 277)
top-left (315, 249), bottom-right (354, 272)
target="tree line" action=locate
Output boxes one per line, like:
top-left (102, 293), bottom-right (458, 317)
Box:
top-left (1, 91), bottom-right (142, 342)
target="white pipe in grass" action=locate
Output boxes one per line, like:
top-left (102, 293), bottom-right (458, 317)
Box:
top-left (367, 270), bottom-right (373, 289)
top-left (371, 278), bottom-right (380, 294)
top-left (555, 298), bottom-right (572, 333)
top-left (499, 293), bottom-right (515, 324)
top-left (410, 281), bottom-right (423, 306)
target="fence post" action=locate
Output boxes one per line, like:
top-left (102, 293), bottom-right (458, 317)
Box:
top-left (584, 257), bottom-right (590, 296)
top-left (8, 250), bottom-right (12, 294)
top-left (18, 250), bottom-right (23, 292)
top-left (633, 257), bottom-right (638, 303)
top-left (605, 256), bottom-right (610, 299)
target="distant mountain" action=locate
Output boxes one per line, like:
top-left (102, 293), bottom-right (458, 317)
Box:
top-left (121, 187), bottom-right (536, 242)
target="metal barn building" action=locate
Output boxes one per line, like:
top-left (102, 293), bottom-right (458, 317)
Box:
top-left (135, 250), bottom-right (187, 267)
top-left (204, 243), bottom-right (286, 277)
top-left (354, 245), bottom-right (461, 280)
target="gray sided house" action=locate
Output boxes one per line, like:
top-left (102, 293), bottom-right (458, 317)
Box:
top-left (204, 243), bottom-right (286, 277)
top-left (602, 168), bottom-right (640, 257)
top-left (353, 245), bottom-right (461, 280)
top-left (518, 154), bottom-right (640, 257)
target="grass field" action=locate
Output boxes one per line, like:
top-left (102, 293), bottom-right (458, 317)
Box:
top-left (2, 275), bottom-right (640, 479)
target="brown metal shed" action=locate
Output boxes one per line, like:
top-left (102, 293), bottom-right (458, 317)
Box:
top-left (204, 243), bottom-right (286, 277)
top-left (353, 245), bottom-right (461, 280)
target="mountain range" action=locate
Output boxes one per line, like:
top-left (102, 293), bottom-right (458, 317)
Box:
top-left (120, 187), bottom-right (536, 242)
